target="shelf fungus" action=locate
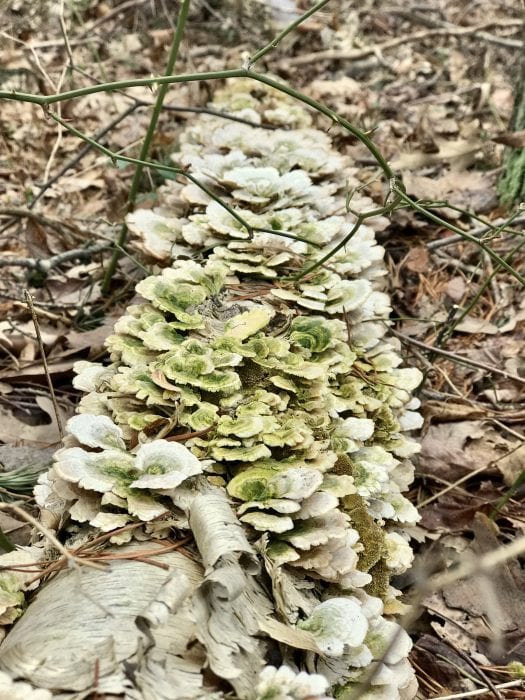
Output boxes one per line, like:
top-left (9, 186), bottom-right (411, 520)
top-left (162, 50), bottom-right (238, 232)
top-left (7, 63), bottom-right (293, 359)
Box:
top-left (0, 80), bottom-right (422, 699)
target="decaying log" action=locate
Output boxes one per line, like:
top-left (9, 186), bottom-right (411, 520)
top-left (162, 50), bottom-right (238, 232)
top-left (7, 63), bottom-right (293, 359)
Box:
top-left (0, 79), bottom-right (421, 700)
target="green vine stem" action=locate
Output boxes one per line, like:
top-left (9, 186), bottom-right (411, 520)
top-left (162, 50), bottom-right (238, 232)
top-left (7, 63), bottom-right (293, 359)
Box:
top-left (294, 199), bottom-right (401, 280)
top-left (246, 0), bottom-right (331, 68)
top-left (394, 186), bottom-right (525, 287)
top-left (48, 111), bottom-right (322, 251)
top-left (102, 0), bottom-right (190, 293)
top-left (1, 69), bottom-right (395, 181)
top-left (0, 69), bottom-right (245, 106)
top-left (2, 11), bottom-right (523, 289)
top-left (8, 65), bottom-right (396, 279)
top-left (438, 211), bottom-right (525, 344)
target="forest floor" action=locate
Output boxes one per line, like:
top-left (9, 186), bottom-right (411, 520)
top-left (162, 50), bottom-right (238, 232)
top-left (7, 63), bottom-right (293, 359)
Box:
top-left (0, 1), bottom-right (524, 697)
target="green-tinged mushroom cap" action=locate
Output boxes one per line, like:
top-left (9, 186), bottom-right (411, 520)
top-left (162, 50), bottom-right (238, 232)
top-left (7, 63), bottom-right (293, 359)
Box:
top-left (289, 317), bottom-right (333, 353)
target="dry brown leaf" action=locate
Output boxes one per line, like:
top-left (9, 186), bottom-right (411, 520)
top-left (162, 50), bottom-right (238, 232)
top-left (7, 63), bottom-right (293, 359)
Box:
top-left (426, 310), bottom-right (525, 335)
top-left (483, 387), bottom-right (523, 404)
top-left (424, 595), bottom-right (485, 659)
top-left (419, 421), bottom-right (489, 481)
top-left (420, 490), bottom-right (494, 532)
top-left (0, 445), bottom-right (55, 471)
top-left (412, 634), bottom-right (465, 692)
top-left (65, 315), bottom-right (120, 355)
top-left (441, 514), bottom-right (525, 663)
top-left (0, 321), bottom-right (60, 355)
top-left (430, 616), bottom-right (491, 665)
top-left (18, 341), bottom-right (36, 363)
top-left (423, 401), bottom-right (487, 423)
top-left (453, 316), bottom-right (501, 335)
top-left (491, 86), bottom-right (514, 119)
top-left (495, 444), bottom-right (525, 487)
top-left (445, 276), bottom-right (467, 302)
top-left (0, 397), bottom-right (68, 447)
top-left (0, 513), bottom-right (31, 547)
top-left (310, 76), bottom-right (361, 98)
top-left (43, 172), bottom-right (105, 200)
top-left (497, 307), bottom-right (525, 334)
top-left (454, 308), bottom-right (525, 335)
top-left (403, 170), bottom-right (497, 214)
top-left (0, 358), bottom-right (77, 381)
top-left (404, 245), bottom-right (430, 274)
top-left (391, 138), bottom-right (484, 171)
top-left (493, 129), bottom-right (525, 148)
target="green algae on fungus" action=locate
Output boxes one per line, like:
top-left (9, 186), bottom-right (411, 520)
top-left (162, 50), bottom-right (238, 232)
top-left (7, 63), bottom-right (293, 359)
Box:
top-left (298, 598), bottom-right (368, 656)
top-left (0, 548), bottom-right (43, 627)
top-left (38, 414), bottom-right (204, 530)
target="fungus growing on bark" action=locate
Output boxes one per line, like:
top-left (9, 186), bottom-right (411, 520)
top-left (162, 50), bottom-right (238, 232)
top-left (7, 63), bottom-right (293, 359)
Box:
top-left (0, 79), bottom-right (422, 700)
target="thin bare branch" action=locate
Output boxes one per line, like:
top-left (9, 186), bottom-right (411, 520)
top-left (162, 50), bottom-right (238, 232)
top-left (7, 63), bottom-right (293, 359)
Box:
top-left (23, 291), bottom-right (65, 441)
top-left (392, 329), bottom-right (525, 385)
top-left (0, 242), bottom-right (110, 271)
top-left (280, 19), bottom-right (522, 67)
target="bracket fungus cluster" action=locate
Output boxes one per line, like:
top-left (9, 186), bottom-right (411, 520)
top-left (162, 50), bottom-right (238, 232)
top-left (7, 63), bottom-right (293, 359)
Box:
top-left (0, 80), bottom-right (422, 699)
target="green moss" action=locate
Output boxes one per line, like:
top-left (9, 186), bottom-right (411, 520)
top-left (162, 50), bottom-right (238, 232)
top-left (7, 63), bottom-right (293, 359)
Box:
top-left (342, 493), bottom-right (385, 573)
top-left (237, 360), bottom-right (269, 388)
top-left (331, 453), bottom-right (354, 476)
top-left (507, 662), bottom-right (525, 679)
top-left (370, 405), bottom-right (400, 444)
top-left (364, 557), bottom-right (391, 600)
top-left (333, 682), bottom-right (358, 700)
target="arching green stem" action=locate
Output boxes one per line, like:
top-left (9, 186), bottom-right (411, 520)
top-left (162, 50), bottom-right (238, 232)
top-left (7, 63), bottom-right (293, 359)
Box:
top-left (102, 0), bottom-right (191, 292)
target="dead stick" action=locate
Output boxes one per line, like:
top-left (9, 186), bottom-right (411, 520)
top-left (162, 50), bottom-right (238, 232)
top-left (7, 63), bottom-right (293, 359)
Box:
top-left (0, 503), bottom-right (105, 571)
top-left (23, 290), bottom-right (64, 440)
top-left (281, 20), bottom-right (522, 67)
top-left (1, 243), bottom-right (110, 271)
top-left (392, 329), bottom-right (525, 385)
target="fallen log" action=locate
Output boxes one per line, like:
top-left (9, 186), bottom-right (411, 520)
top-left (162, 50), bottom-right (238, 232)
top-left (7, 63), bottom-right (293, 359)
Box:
top-left (0, 79), bottom-right (422, 699)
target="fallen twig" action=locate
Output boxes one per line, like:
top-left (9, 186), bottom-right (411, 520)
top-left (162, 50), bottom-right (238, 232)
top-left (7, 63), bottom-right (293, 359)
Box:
top-left (29, 103), bottom-right (139, 208)
top-left (0, 33), bottom-right (104, 51)
top-left (280, 19), bottom-right (522, 67)
top-left (432, 681), bottom-right (523, 699)
top-left (427, 214), bottom-right (525, 250)
top-left (388, 7), bottom-right (521, 50)
top-left (0, 503), bottom-right (105, 571)
top-left (392, 329), bottom-right (525, 385)
top-left (440, 639), bottom-right (504, 700)
top-left (24, 290), bottom-right (64, 440)
top-left (0, 207), bottom-right (94, 239)
top-left (0, 242), bottom-right (111, 271)
top-left (77, 0), bottom-right (148, 38)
